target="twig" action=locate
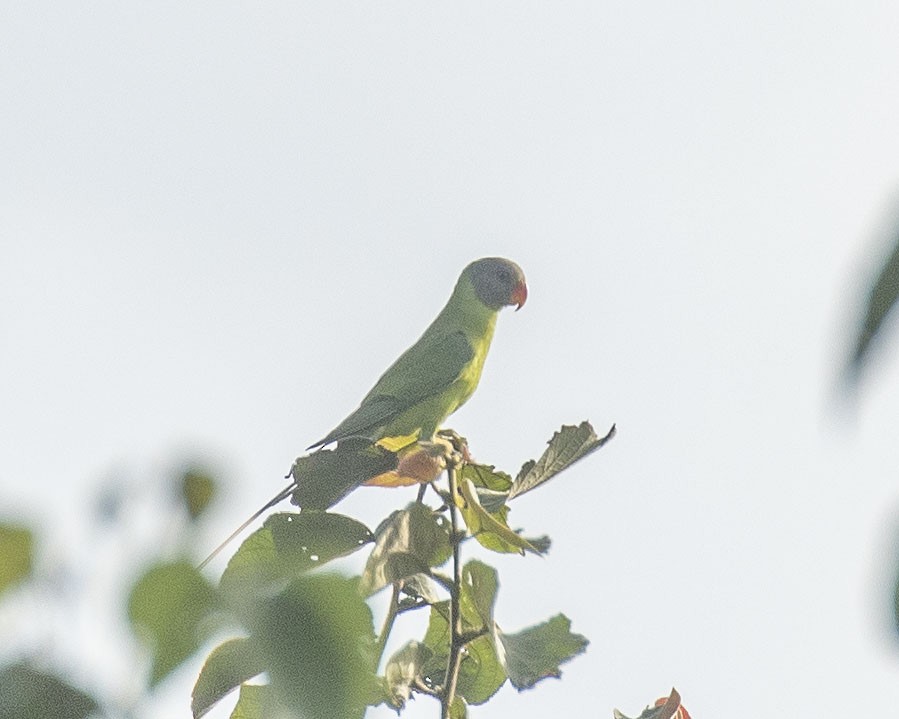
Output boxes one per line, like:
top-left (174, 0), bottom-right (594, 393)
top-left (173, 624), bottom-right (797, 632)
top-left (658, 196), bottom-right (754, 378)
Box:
top-left (374, 582), bottom-right (401, 669)
top-left (440, 458), bottom-right (464, 719)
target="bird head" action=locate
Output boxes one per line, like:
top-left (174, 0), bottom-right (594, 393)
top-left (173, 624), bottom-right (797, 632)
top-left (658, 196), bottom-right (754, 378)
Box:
top-left (467, 257), bottom-right (528, 311)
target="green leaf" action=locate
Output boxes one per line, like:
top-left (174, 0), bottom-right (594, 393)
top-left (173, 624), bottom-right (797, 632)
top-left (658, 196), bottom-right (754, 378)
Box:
top-left (422, 563), bottom-right (497, 647)
top-left (400, 573), bottom-right (440, 605)
top-left (180, 467), bottom-right (217, 520)
top-left (127, 560), bottom-right (218, 685)
top-left (461, 464), bottom-right (512, 513)
top-left (421, 601), bottom-right (452, 662)
top-left (420, 606), bottom-right (507, 705)
top-left (419, 564), bottom-right (506, 705)
top-left (0, 524), bottom-right (33, 596)
top-left (359, 503), bottom-right (452, 596)
top-left (220, 512), bottom-right (373, 600)
top-left (457, 479), bottom-right (541, 555)
top-left (250, 574), bottom-right (377, 719)
top-left (383, 640), bottom-right (432, 709)
top-left (448, 695), bottom-right (468, 719)
top-left (290, 442), bottom-right (397, 510)
top-left (191, 638), bottom-right (266, 719)
top-left (229, 683), bottom-right (276, 719)
top-left (497, 614), bottom-right (588, 690)
top-left (509, 421), bottom-right (616, 500)
top-left (456, 634), bottom-right (506, 704)
top-left (0, 664), bottom-right (98, 719)
top-left (459, 560), bottom-right (498, 629)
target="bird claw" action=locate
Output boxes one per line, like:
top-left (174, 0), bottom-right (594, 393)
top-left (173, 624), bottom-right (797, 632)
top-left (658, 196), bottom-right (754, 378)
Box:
top-left (435, 429), bottom-right (471, 465)
top-left (419, 431), bottom-right (468, 469)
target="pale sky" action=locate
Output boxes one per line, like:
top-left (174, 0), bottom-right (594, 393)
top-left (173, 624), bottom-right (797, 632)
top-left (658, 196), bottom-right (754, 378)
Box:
top-left (4, 3), bottom-right (899, 718)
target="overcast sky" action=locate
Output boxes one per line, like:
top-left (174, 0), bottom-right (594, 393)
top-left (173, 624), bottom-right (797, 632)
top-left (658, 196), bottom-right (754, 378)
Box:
top-left (4, 3), bottom-right (899, 718)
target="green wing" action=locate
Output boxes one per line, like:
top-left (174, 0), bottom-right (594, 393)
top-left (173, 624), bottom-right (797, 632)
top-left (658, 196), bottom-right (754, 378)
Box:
top-left (308, 330), bottom-right (474, 448)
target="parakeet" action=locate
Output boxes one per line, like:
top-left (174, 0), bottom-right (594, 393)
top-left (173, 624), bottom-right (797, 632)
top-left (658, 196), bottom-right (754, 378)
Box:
top-left (198, 257), bottom-right (526, 568)
top-left (308, 257), bottom-right (527, 450)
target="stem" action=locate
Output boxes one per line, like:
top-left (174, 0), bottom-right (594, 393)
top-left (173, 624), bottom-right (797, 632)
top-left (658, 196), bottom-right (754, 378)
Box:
top-left (374, 582), bottom-right (401, 669)
top-left (441, 460), bottom-right (464, 719)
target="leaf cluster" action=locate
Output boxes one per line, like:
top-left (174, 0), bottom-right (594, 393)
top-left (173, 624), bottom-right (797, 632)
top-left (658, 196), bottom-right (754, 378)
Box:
top-left (0, 424), bottom-right (619, 719)
top-left (185, 421), bottom-right (614, 719)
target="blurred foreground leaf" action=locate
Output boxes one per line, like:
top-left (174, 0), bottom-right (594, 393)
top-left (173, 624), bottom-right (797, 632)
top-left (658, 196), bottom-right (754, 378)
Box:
top-left (191, 638), bottom-right (265, 719)
top-left (250, 574), bottom-right (377, 719)
top-left (0, 523), bottom-right (33, 596)
top-left (848, 227), bottom-right (899, 381)
top-left (128, 560), bottom-right (218, 685)
top-left (180, 467), bottom-right (217, 520)
top-left (229, 684), bottom-right (275, 719)
top-left (0, 664), bottom-right (97, 719)
top-left (509, 421), bottom-right (616, 500)
top-left (498, 614), bottom-right (588, 690)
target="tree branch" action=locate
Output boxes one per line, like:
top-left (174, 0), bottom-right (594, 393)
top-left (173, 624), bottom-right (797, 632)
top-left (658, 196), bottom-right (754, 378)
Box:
top-left (441, 457), bottom-right (464, 719)
top-left (374, 582), bottom-right (401, 669)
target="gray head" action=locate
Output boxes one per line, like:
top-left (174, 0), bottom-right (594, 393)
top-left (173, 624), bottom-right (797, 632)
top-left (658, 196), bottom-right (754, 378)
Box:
top-left (466, 257), bottom-right (528, 310)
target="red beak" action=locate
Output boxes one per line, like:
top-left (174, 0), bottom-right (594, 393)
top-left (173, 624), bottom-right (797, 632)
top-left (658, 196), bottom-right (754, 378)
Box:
top-left (511, 281), bottom-right (528, 311)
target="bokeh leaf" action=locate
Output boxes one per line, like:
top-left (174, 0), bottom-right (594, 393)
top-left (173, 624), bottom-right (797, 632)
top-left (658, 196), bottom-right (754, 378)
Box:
top-left (498, 614), bottom-right (588, 690)
top-left (848, 229), bottom-right (899, 380)
top-left (360, 503), bottom-right (452, 596)
top-left (250, 574), bottom-right (377, 719)
top-left (128, 560), bottom-right (218, 685)
top-left (191, 638), bottom-right (265, 719)
top-left (509, 421), bottom-right (615, 500)
top-left (0, 523), bottom-right (33, 596)
top-left (229, 683), bottom-right (276, 719)
top-left (180, 467), bottom-right (217, 520)
top-left (0, 664), bottom-right (97, 719)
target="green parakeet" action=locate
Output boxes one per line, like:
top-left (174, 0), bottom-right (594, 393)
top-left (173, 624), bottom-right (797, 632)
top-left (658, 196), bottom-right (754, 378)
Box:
top-left (309, 256), bottom-right (527, 450)
top-left (198, 257), bottom-right (526, 568)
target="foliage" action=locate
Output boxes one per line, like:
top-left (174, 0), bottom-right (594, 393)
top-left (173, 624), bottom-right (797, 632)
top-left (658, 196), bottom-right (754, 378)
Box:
top-left (189, 421), bottom-right (614, 718)
top-left (0, 424), bottom-right (675, 719)
top-left (0, 664), bottom-right (98, 719)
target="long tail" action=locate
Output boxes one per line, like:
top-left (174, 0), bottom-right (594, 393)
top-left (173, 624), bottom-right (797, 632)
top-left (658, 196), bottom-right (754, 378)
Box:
top-left (197, 481), bottom-right (296, 570)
